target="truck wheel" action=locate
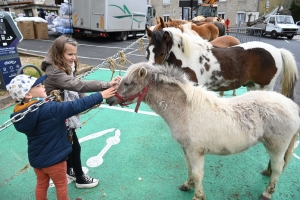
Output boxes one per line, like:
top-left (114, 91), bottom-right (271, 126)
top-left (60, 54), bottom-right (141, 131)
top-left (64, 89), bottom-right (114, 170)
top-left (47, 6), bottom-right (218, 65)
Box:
top-left (261, 30), bottom-right (266, 37)
top-left (121, 31), bottom-right (128, 41)
top-left (270, 31), bottom-right (277, 39)
top-left (287, 35), bottom-right (294, 39)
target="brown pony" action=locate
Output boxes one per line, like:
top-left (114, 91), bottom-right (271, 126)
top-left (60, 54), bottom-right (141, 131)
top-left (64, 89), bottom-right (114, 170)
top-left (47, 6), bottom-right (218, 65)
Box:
top-left (193, 21), bottom-right (225, 36)
top-left (153, 17), bottom-right (219, 41)
top-left (168, 17), bottom-right (225, 36)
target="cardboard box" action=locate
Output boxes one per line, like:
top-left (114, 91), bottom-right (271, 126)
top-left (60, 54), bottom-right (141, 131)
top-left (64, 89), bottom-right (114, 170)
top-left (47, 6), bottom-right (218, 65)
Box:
top-left (17, 21), bottom-right (35, 40)
top-left (33, 22), bottom-right (49, 40)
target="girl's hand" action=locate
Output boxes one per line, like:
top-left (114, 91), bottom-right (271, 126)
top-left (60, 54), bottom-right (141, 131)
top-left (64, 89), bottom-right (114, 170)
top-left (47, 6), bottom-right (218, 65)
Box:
top-left (101, 87), bottom-right (117, 99)
top-left (109, 76), bottom-right (121, 87)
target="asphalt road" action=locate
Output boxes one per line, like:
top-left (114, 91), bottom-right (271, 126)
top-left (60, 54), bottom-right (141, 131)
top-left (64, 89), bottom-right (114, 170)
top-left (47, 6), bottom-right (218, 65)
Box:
top-left (18, 31), bottom-right (149, 68)
top-left (17, 32), bottom-right (300, 105)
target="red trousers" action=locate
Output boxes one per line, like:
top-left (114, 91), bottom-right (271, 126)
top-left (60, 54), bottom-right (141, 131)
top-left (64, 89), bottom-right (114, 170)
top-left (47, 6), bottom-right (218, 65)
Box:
top-left (34, 161), bottom-right (69, 200)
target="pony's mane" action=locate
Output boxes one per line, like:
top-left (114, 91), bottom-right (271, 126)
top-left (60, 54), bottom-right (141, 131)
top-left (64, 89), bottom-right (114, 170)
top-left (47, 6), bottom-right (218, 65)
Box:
top-left (127, 63), bottom-right (221, 107)
top-left (162, 26), bottom-right (212, 57)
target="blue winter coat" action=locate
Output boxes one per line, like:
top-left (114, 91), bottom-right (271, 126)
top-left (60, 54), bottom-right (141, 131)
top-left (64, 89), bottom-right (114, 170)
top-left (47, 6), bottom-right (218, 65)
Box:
top-left (11, 92), bottom-right (103, 168)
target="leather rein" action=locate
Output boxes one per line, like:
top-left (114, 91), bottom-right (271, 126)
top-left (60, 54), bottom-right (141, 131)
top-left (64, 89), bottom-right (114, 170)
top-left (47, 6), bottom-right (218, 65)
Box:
top-left (114, 77), bottom-right (155, 113)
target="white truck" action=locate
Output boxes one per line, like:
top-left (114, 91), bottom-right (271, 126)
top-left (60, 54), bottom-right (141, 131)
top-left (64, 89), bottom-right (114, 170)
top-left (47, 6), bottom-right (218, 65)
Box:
top-left (72, 0), bottom-right (153, 40)
top-left (253, 15), bottom-right (298, 39)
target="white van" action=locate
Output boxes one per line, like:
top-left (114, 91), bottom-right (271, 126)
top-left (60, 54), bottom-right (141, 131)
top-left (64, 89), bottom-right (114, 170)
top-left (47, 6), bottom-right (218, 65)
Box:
top-left (296, 21), bottom-right (300, 35)
top-left (254, 15), bottom-right (298, 39)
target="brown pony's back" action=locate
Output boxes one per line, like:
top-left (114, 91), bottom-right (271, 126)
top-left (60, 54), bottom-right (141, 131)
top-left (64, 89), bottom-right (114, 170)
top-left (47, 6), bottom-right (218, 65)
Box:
top-left (210, 35), bottom-right (240, 48)
top-left (153, 17), bottom-right (218, 41)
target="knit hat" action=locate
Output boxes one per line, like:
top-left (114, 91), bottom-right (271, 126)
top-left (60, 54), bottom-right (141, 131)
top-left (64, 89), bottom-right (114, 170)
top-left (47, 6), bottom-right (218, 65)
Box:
top-left (6, 74), bottom-right (47, 102)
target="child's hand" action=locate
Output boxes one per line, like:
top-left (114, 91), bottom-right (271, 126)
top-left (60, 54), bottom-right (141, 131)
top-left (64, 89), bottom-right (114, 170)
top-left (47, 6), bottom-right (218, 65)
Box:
top-left (100, 87), bottom-right (117, 99)
top-left (109, 76), bottom-right (121, 87)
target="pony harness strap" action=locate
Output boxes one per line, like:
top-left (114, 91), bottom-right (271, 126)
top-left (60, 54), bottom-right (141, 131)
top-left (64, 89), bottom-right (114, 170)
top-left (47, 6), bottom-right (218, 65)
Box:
top-left (115, 78), bottom-right (154, 113)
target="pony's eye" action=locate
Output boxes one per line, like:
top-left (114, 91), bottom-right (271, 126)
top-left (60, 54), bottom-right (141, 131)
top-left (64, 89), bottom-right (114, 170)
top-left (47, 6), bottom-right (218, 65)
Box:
top-left (160, 52), bottom-right (165, 56)
top-left (124, 82), bottom-right (130, 86)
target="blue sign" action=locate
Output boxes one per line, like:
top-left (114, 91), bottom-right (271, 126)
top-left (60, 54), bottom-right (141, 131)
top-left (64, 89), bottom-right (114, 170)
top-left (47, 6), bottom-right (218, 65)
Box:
top-left (0, 57), bottom-right (22, 86)
top-left (0, 12), bottom-right (23, 90)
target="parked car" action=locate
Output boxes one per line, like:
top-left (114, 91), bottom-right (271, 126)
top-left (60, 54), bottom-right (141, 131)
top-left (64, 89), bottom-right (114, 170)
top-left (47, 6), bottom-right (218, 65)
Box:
top-left (296, 21), bottom-right (300, 35)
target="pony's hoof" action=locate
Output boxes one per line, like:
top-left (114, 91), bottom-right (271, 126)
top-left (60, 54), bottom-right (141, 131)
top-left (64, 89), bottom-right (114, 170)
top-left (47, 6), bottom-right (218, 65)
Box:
top-left (261, 170), bottom-right (271, 177)
top-left (178, 184), bottom-right (190, 191)
top-left (258, 195), bottom-right (270, 200)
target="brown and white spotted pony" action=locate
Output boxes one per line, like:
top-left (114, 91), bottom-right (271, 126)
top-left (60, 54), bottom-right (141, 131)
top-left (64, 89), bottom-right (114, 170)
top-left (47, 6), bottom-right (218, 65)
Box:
top-left (106, 62), bottom-right (300, 200)
top-left (146, 26), bottom-right (298, 100)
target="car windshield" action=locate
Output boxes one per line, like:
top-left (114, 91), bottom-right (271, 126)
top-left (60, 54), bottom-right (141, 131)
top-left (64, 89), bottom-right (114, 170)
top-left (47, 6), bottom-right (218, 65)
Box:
top-left (276, 16), bottom-right (294, 24)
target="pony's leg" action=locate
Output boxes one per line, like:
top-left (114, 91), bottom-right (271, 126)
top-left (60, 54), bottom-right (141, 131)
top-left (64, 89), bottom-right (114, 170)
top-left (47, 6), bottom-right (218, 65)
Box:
top-left (259, 151), bottom-right (285, 200)
top-left (219, 91), bottom-right (224, 96)
top-left (261, 161), bottom-right (272, 177)
top-left (182, 150), bottom-right (206, 200)
top-left (232, 89), bottom-right (236, 96)
top-left (178, 148), bottom-right (194, 191)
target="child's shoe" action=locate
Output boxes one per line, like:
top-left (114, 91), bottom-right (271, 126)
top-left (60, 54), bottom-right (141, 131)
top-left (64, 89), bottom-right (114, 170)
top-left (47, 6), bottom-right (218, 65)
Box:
top-left (67, 168), bottom-right (76, 181)
top-left (75, 174), bottom-right (99, 188)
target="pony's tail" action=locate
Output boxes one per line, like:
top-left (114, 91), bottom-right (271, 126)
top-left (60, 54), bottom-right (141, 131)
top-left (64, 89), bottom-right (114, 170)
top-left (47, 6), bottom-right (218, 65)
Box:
top-left (283, 132), bottom-right (299, 170)
top-left (280, 48), bottom-right (298, 100)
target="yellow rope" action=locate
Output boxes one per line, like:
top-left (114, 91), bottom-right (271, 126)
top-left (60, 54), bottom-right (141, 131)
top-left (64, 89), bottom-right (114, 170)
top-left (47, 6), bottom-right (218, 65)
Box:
top-left (106, 57), bottom-right (116, 81)
top-left (137, 38), bottom-right (145, 61)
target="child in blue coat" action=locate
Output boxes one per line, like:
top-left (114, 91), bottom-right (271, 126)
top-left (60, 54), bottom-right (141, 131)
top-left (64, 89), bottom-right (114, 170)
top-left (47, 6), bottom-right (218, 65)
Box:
top-left (6, 74), bottom-right (116, 200)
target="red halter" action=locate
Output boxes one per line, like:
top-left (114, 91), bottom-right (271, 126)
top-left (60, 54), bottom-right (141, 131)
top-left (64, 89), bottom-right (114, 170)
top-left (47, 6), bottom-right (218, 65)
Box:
top-left (115, 78), bottom-right (154, 113)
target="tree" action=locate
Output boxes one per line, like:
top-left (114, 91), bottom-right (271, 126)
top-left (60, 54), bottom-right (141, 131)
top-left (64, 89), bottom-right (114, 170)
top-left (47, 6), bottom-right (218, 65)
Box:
top-left (289, 0), bottom-right (300, 21)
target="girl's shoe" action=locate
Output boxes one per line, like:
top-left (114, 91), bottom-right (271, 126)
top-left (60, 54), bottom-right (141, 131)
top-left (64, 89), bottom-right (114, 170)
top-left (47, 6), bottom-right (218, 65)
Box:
top-left (76, 174), bottom-right (99, 188)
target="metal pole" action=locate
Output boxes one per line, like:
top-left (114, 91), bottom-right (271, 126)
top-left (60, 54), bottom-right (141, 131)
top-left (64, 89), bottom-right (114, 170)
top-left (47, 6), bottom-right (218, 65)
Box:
top-left (17, 64), bottom-right (43, 77)
top-left (190, 0), bottom-right (193, 20)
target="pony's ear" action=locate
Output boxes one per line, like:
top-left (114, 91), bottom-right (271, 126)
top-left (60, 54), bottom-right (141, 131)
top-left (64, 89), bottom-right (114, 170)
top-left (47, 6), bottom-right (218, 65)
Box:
top-left (159, 17), bottom-right (166, 28)
top-left (156, 17), bottom-right (160, 24)
top-left (168, 18), bottom-right (172, 22)
top-left (146, 25), bottom-right (153, 38)
top-left (163, 31), bottom-right (171, 42)
top-left (138, 67), bottom-right (148, 78)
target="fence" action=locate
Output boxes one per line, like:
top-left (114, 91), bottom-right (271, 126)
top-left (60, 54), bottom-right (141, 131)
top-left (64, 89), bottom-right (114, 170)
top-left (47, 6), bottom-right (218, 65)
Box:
top-left (226, 27), bottom-right (263, 43)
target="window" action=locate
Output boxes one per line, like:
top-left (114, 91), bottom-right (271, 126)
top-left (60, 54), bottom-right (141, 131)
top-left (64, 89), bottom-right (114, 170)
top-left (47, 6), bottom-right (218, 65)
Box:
top-left (182, 8), bottom-right (189, 20)
top-left (269, 17), bottom-right (275, 24)
top-left (163, 14), bottom-right (170, 22)
top-left (218, 12), bottom-right (225, 20)
top-left (236, 12), bottom-right (246, 25)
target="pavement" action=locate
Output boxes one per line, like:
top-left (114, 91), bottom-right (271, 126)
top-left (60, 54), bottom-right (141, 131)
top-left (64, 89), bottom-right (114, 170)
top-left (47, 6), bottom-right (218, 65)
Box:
top-left (0, 68), bottom-right (300, 200)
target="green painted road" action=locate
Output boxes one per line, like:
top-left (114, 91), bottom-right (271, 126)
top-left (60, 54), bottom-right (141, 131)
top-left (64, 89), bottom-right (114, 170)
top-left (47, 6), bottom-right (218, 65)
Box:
top-left (0, 68), bottom-right (299, 200)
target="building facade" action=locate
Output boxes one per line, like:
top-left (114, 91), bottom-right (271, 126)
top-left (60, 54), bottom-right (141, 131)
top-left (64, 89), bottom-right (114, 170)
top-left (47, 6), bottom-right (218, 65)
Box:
top-left (147, 0), bottom-right (292, 27)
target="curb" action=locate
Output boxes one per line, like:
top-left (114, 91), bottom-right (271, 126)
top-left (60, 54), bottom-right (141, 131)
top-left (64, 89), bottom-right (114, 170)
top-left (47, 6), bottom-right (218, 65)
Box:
top-left (0, 94), bottom-right (15, 110)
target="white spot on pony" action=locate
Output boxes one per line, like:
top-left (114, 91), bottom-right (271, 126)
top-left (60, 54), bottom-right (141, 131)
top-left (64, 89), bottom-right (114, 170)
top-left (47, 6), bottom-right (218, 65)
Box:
top-left (148, 45), bottom-right (155, 64)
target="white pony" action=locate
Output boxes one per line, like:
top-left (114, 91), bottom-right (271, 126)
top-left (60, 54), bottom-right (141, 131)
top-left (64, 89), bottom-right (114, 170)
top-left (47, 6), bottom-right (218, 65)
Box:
top-left (106, 62), bottom-right (300, 200)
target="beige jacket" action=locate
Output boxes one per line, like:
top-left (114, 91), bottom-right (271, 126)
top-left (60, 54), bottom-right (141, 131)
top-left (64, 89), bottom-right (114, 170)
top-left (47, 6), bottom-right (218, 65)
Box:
top-left (41, 56), bottom-right (110, 97)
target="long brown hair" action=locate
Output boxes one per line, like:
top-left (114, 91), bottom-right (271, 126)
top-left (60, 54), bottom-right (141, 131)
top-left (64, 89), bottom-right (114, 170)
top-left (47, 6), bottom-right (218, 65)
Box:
top-left (47, 35), bottom-right (79, 75)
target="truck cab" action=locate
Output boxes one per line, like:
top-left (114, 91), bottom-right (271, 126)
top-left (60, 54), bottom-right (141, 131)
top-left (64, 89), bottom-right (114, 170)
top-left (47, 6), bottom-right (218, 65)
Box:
top-left (263, 15), bottom-right (298, 39)
top-left (195, 3), bottom-right (217, 18)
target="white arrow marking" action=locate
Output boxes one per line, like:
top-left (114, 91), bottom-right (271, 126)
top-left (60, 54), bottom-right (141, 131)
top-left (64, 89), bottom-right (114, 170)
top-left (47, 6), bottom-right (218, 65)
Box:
top-left (86, 129), bottom-right (121, 167)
